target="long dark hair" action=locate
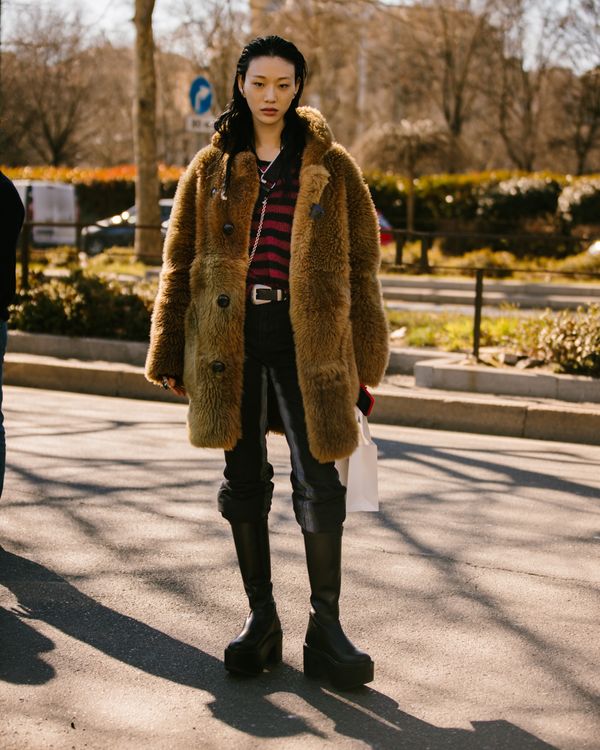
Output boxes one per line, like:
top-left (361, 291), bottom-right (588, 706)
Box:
top-left (214, 35), bottom-right (308, 195)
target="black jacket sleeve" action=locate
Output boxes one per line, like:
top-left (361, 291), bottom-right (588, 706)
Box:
top-left (0, 171), bottom-right (25, 321)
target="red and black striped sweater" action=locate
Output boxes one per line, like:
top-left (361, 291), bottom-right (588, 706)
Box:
top-left (246, 156), bottom-right (300, 292)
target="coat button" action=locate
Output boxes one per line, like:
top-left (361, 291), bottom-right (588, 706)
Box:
top-left (223, 222), bottom-right (234, 235)
top-left (217, 294), bottom-right (230, 308)
top-left (211, 360), bottom-right (225, 373)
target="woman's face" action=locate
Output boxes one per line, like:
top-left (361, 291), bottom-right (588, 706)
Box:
top-left (238, 55), bottom-right (299, 129)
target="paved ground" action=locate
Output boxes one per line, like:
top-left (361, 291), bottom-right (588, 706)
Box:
top-left (1, 386), bottom-right (599, 750)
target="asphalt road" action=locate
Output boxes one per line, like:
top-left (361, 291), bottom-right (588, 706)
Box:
top-left (1, 386), bottom-right (599, 750)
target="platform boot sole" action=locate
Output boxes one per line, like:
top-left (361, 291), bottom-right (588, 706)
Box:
top-left (303, 643), bottom-right (374, 690)
top-left (224, 630), bottom-right (283, 676)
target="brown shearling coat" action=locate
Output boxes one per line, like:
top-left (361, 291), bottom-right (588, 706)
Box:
top-left (145, 106), bottom-right (389, 462)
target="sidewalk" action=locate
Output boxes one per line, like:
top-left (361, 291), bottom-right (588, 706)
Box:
top-left (380, 274), bottom-right (600, 310)
top-left (1, 387), bottom-right (599, 749)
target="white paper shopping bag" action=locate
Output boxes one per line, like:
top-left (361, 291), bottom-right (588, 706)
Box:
top-left (335, 408), bottom-right (379, 512)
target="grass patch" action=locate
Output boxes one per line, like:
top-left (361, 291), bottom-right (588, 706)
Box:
top-left (386, 308), bottom-right (529, 352)
top-left (386, 305), bottom-right (600, 377)
top-left (24, 246), bottom-right (156, 279)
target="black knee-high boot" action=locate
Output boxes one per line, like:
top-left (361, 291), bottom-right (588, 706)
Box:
top-left (224, 519), bottom-right (282, 675)
top-left (302, 528), bottom-right (374, 689)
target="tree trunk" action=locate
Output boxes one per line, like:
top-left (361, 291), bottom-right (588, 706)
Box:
top-left (133, 0), bottom-right (161, 262)
top-left (406, 165), bottom-right (415, 235)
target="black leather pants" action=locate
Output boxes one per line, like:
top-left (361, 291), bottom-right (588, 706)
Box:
top-left (217, 298), bottom-right (346, 533)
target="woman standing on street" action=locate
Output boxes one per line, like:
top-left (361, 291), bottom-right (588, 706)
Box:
top-left (145, 35), bottom-right (389, 690)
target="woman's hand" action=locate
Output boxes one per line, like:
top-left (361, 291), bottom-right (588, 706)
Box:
top-left (165, 377), bottom-right (187, 398)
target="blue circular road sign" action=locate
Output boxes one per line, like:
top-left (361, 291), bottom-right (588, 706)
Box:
top-left (189, 77), bottom-right (213, 115)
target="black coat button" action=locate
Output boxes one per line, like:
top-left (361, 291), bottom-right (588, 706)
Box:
top-left (223, 222), bottom-right (234, 235)
top-left (211, 360), bottom-right (225, 373)
top-left (217, 294), bottom-right (230, 308)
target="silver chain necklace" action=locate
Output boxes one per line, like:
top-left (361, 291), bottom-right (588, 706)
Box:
top-left (259, 148), bottom-right (282, 183)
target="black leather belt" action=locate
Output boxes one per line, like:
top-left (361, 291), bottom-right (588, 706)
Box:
top-left (249, 285), bottom-right (290, 304)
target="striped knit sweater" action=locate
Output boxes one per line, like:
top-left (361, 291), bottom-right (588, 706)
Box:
top-left (246, 156), bottom-right (300, 291)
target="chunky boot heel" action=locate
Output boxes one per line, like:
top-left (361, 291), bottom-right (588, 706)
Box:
top-left (224, 520), bottom-right (283, 676)
top-left (304, 642), bottom-right (373, 689)
top-left (302, 529), bottom-right (374, 690)
top-left (303, 644), bottom-right (324, 678)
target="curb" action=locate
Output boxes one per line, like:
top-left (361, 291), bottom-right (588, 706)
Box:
top-left (414, 357), bottom-right (600, 404)
top-left (370, 387), bottom-right (600, 446)
top-left (5, 353), bottom-right (600, 447)
top-left (4, 354), bottom-right (181, 404)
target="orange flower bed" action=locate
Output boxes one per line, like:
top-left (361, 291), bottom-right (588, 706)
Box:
top-left (2, 164), bottom-right (184, 184)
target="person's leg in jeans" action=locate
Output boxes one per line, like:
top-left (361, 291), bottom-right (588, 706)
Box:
top-left (217, 307), bottom-right (281, 675)
top-left (0, 320), bottom-right (7, 498)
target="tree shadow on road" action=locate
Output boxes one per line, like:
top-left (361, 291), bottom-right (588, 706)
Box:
top-left (375, 436), bottom-right (600, 504)
top-left (0, 547), bottom-right (559, 749)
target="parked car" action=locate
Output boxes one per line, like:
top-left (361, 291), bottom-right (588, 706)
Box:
top-left (81, 199), bottom-right (173, 255)
top-left (14, 180), bottom-right (78, 247)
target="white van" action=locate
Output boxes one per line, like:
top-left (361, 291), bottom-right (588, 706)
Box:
top-left (14, 180), bottom-right (78, 247)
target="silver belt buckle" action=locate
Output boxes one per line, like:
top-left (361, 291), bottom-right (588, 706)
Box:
top-left (251, 283), bottom-right (272, 305)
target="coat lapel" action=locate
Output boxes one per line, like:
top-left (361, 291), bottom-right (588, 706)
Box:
top-left (290, 107), bottom-right (333, 280)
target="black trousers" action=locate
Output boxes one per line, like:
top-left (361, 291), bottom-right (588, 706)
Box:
top-left (217, 298), bottom-right (346, 533)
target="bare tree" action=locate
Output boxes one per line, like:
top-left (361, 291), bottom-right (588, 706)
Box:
top-left (400, 0), bottom-right (500, 171)
top-left (1, 7), bottom-right (94, 165)
top-left (354, 119), bottom-right (449, 235)
top-left (553, 66), bottom-right (600, 174)
top-left (493, 0), bottom-right (571, 170)
top-left (562, 0), bottom-right (600, 172)
top-left (133, 0), bottom-right (161, 261)
top-left (82, 42), bottom-right (135, 166)
top-left (570, 0), bottom-right (600, 63)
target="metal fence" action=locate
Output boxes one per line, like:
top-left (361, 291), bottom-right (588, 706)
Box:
top-left (18, 220), bottom-right (164, 291)
top-left (389, 228), bottom-right (600, 359)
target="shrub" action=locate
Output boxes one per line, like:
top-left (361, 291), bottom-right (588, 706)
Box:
top-left (449, 247), bottom-right (517, 277)
top-left (477, 176), bottom-right (562, 224)
top-left (558, 178), bottom-right (600, 228)
top-left (9, 271), bottom-right (153, 341)
top-left (415, 172), bottom-right (503, 224)
top-left (528, 304), bottom-right (600, 377)
top-left (364, 171), bottom-right (572, 256)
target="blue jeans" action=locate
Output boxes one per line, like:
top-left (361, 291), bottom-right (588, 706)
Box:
top-left (0, 321), bottom-right (6, 497)
top-left (218, 298), bottom-right (346, 533)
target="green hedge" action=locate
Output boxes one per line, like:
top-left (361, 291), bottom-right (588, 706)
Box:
top-left (9, 271), bottom-right (154, 341)
top-left (476, 176), bottom-right (562, 224)
top-left (365, 170), bottom-right (599, 257)
top-left (558, 179), bottom-right (600, 227)
top-left (365, 170), bottom-right (600, 228)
